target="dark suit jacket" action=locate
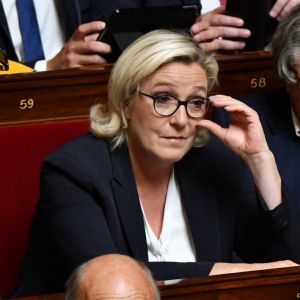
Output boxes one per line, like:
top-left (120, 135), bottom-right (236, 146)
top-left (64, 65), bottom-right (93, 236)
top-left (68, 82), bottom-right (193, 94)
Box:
top-left (240, 89), bottom-right (300, 211)
top-left (14, 132), bottom-right (300, 296)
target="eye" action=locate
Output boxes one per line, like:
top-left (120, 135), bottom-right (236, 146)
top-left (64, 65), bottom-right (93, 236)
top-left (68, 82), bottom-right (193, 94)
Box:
top-left (153, 94), bottom-right (174, 104)
top-left (189, 98), bottom-right (205, 109)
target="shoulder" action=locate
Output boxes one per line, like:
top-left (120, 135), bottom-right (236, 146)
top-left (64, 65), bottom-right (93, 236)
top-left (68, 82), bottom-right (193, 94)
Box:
top-left (213, 89), bottom-right (290, 128)
top-left (240, 89), bottom-right (290, 115)
top-left (44, 133), bottom-right (112, 177)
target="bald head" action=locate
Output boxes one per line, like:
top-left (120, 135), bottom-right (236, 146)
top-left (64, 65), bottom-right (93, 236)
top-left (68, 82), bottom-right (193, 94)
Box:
top-left (66, 254), bottom-right (160, 300)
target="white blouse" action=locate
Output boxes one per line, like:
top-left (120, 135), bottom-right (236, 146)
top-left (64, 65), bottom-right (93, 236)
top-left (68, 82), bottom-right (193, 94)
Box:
top-left (140, 169), bottom-right (196, 263)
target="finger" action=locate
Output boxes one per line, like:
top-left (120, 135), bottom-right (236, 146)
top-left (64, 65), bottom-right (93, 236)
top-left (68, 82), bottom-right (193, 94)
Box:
top-left (69, 40), bottom-right (111, 55)
top-left (194, 26), bottom-right (250, 43)
top-left (209, 95), bottom-right (243, 107)
top-left (207, 14), bottom-right (245, 27)
top-left (269, 0), bottom-right (288, 18)
top-left (198, 40), bottom-right (222, 53)
top-left (72, 21), bottom-right (106, 41)
top-left (199, 38), bottom-right (246, 52)
top-left (190, 19), bottom-right (210, 35)
top-left (193, 26), bottom-right (221, 43)
top-left (197, 119), bottom-right (227, 141)
top-left (277, 0), bottom-right (300, 19)
top-left (217, 26), bottom-right (251, 39)
top-left (85, 33), bottom-right (101, 42)
top-left (209, 96), bottom-right (258, 119)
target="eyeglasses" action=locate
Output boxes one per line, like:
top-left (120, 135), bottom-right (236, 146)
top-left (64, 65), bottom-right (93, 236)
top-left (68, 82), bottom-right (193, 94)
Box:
top-left (139, 92), bottom-right (210, 119)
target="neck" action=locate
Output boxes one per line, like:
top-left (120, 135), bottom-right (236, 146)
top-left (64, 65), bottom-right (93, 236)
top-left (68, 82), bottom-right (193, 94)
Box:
top-left (127, 139), bottom-right (173, 238)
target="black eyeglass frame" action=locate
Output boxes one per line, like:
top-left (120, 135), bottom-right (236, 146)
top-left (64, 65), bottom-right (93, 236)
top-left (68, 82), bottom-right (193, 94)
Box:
top-left (139, 92), bottom-right (211, 119)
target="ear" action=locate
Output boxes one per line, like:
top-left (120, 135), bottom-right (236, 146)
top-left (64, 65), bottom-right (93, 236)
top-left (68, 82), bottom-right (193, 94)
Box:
top-left (123, 100), bottom-right (132, 120)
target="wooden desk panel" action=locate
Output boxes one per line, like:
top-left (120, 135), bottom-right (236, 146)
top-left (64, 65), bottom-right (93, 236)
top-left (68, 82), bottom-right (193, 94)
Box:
top-left (215, 50), bottom-right (283, 97)
top-left (0, 65), bottom-right (111, 126)
top-left (160, 266), bottom-right (300, 299)
top-left (0, 51), bottom-right (283, 127)
top-left (13, 267), bottom-right (300, 300)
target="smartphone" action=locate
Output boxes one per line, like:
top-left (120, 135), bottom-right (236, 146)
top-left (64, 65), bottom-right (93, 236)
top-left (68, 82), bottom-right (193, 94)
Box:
top-left (97, 4), bottom-right (201, 62)
top-left (225, 0), bottom-right (278, 51)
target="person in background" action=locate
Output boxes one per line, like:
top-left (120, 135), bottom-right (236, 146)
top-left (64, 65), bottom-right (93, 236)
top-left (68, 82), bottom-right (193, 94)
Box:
top-left (2, 0), bottom-right (300, 72)
top-left (0, 0), bottom-right (117, 70)
top-left (213, 4), bottom-right (300, 211)
top-left (65, 254), bottom-right (160, 300)
top-left (14, 29), bottom-right (300, 297)
top-left (192, 0), bottom-right (300, 52)
top-left (0, 0), bottom-right (220, 71)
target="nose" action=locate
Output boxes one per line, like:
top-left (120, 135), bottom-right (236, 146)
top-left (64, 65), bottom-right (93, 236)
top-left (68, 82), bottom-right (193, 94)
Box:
top-left (169, 104), bottom-right (189, 127)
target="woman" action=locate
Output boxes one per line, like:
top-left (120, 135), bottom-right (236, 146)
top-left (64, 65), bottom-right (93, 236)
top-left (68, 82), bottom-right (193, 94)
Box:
top-left (15, 30), bottom-right (300, 296)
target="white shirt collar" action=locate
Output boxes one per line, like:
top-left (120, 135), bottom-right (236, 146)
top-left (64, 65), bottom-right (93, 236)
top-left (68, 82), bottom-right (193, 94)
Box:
top-left (291, 108), bottom-right (300, 137)
top-left (140, 168), bottom-right (196, 264)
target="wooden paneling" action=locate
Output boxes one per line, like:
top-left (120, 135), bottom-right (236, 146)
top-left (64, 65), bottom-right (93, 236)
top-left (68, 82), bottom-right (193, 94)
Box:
top-left (0, 65), bottom-right (111, 126)
top-left (160, 266), bottom-right (300, 299)
top-left (214, 50), bottom-right (283, 96)
top-left (0, 51), bottom-right (284, 126)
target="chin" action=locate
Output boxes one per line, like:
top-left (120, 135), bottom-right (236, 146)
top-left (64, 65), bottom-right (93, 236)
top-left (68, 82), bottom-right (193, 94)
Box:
top-left (158, 150), bottom-right (189, 164)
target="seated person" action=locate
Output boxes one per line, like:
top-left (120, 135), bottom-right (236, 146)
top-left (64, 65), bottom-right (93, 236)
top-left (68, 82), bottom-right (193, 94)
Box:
top-left (13, 29), bottom-right (300, 297)
top-left (0, 0), bottom-right (122, 70)
top-left (213, 4), bottom-right (300, 211)
top-left (65, 254), bottom-right (160, 300)
top-left (192, 0), bottom-right (300, 52)
top-left (2, 0), bottom-right (298, 72)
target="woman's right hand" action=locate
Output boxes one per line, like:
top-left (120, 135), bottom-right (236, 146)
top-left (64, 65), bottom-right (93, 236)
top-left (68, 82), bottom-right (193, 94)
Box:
top-left (209, 260), bottom-right (299, 276)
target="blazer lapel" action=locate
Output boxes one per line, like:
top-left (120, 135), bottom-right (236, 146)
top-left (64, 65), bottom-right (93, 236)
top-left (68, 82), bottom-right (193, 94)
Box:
top-left (175, 149), bottom-right (220, 262)
top-left (55, 0), bottom-right (81, 40)
top-left (110, 144), bottom-right (148, 261)
top-left (0, 2), bottom-right (18, 61)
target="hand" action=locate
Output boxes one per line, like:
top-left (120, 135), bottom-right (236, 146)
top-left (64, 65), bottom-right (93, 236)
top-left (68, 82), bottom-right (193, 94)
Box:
top-left (269, 0), bottom-right (300, 20)
top-left (190, 6), bottom-right (251, 53)
top-left (47, 21), bottom-right (112, 70)
top-left (198, 95), bottom-right (268, 160)
top-left (199, 95), bottom-right (282, 210)
top-left (210, 260), bottom-right (299, 276)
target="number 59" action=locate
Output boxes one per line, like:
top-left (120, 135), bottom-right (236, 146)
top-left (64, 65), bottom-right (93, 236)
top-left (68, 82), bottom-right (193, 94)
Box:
top-left (19, 99), bottom-right (34, 110)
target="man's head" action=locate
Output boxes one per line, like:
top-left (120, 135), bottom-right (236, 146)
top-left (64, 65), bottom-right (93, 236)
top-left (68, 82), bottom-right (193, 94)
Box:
top-left (272, 4), bottom-right (300, 84)
top-left (65, 254), bottom-right (160, 300)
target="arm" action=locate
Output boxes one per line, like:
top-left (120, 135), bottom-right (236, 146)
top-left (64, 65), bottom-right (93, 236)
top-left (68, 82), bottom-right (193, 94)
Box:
top-left (199, 95), bottom-right (281, 209)
top-left (46, 21), bottom-right (111, 70)
top-left (198, 95), bottom-right (300, 274)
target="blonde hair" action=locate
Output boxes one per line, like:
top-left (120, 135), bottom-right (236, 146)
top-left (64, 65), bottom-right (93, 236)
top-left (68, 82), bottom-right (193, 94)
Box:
top-left (90, 29), bottom-right (219, 148)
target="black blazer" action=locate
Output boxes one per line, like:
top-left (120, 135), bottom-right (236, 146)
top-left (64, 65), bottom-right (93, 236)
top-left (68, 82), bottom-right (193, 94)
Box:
top-left (241, 89), bottom-right (300, 211)
top-left (14, 132), bottom-right (300, 296)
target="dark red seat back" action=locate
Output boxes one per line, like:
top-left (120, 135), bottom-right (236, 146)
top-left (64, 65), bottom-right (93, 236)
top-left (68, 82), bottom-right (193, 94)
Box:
top-left (0, 119), bottom-right (89, 297)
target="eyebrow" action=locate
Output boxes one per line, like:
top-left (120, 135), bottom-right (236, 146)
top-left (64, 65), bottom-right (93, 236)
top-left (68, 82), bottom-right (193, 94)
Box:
top-left (151, 81), bottom-right (207, 93)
